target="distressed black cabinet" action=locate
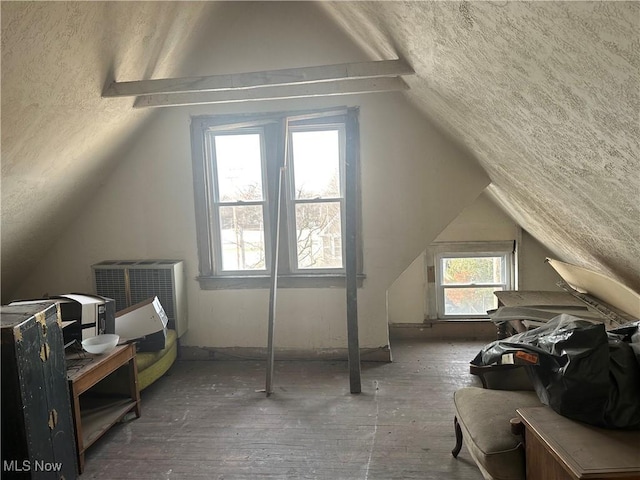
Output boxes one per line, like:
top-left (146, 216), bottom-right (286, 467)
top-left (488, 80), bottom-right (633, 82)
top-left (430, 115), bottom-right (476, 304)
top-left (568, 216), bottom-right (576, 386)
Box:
top-left (1, 302), bottom-right (77, 479)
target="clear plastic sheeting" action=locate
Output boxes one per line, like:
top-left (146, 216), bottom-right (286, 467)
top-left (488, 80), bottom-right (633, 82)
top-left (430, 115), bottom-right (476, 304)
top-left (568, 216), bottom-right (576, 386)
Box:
top-left (472, 314), bottom-right (640, 429)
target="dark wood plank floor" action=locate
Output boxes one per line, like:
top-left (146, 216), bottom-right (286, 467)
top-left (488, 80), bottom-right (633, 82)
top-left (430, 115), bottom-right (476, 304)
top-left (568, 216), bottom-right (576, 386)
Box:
top-left (82, 338), bottom-right (487, 479)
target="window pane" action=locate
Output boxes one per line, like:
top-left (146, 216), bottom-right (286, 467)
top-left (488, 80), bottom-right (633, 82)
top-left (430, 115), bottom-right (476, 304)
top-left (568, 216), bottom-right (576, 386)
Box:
top-left (219, 205), bottom-right (266, 270)
top-left (295, 202), bottom-right (342, 269)
top-left (291, 130), bottom-right (341, 199)
top-left (214, 134), bottom-right (263, 202)
top-left (443, 287), bottom-right (502, 315)
top-left (442, 256), bottom-right (503, 285)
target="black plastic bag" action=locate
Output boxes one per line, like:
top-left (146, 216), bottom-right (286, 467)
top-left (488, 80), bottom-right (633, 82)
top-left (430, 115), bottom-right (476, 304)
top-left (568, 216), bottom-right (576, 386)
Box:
top-left (472, 314), bottom-right (640, 429)
top-left (610, 320), bottom-right (640, 366)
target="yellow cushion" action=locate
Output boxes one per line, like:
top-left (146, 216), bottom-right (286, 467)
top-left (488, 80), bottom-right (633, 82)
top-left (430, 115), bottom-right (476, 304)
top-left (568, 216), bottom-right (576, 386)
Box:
top-left (137, 329), bottom-right (178, 391)
top-left (137, 329), bottom-right (177, 371)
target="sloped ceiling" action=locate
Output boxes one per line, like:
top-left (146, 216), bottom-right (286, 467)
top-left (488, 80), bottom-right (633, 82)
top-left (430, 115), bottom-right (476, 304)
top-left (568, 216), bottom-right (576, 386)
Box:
top-left (1, 1), bottom-right (639, 299)
top-left (1, 1), bottom-right (215, 299)
top-left (321, 1), bottom-right (640, 291)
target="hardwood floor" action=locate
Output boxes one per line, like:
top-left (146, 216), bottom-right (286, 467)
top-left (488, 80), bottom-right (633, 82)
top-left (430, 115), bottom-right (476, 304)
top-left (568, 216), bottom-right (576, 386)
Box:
top-left (82, 338), bottom-right (487, 479)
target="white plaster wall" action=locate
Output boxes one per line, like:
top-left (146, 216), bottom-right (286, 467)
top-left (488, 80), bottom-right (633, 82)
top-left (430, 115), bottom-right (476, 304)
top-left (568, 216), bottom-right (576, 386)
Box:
top-left (14, 92), bottom-right (488, 350)
top-left (433, 192), bottom-right (517, 243)
top-left (387, 253), bottom-right (426, 325)
top-left (434, 191), bottom-right (561, 290)
top-left (519, 231), bottom-right (564, 292)
top-left (13, 2), bottom-right (489, 351)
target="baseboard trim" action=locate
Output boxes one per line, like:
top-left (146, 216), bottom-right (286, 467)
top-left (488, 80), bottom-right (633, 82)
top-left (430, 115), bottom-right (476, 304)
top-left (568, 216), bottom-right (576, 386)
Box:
top-left (179, 345), bottom-right (392, 362)
top-left (389, 320), bottom-right (497, 340)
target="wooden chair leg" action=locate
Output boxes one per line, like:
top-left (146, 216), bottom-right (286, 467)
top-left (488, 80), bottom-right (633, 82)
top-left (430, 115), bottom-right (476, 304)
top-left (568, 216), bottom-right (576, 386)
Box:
top-left (510, 417), bottom-right (524, 437)
top-left (452, 416), bottom-right (463, 458)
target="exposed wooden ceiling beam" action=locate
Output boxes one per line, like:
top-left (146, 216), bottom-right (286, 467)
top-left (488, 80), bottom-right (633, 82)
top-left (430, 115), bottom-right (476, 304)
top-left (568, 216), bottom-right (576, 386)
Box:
top-left (105, 59), bottom-right (413, 97)
top-left (133, 77), bottom-right (409, 108)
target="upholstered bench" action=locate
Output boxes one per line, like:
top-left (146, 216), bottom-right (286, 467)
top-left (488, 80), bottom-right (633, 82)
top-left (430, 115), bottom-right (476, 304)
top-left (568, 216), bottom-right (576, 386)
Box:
top-left (453, 387), bottom-right (541, 480)
top-left (452, 365), bottom-right (540, 480)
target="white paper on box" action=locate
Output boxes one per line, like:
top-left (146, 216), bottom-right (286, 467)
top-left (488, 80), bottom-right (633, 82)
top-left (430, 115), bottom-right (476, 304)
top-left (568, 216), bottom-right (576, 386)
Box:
top-left (115, 296), bottom-right (168, 340)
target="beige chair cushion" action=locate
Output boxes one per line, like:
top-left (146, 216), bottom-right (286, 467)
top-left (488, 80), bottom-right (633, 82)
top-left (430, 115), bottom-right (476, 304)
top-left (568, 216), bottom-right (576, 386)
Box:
top-left (454, 387), bottom-right (541, 480)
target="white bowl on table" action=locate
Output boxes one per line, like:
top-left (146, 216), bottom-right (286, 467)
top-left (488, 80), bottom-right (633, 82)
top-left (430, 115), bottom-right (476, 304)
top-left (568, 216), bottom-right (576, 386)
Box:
top-left (81, 334), bottom-right (120, 355)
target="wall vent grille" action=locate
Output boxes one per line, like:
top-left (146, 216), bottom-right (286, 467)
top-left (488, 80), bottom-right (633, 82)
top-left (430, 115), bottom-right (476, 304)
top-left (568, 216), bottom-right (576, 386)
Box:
top-left (92, 260), bottom-right (187, 337)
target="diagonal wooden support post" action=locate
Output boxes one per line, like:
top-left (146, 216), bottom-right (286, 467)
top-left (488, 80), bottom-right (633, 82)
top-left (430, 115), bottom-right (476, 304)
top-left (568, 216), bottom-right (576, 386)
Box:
top-left (266, 120), bottom-right (290, 397)
top-left (345, 111), bottom-right (361, 394)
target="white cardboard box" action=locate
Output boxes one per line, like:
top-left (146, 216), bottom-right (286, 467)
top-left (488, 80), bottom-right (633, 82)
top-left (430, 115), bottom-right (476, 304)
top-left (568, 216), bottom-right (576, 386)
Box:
top-left (115, 296), bottom-right (168, 351)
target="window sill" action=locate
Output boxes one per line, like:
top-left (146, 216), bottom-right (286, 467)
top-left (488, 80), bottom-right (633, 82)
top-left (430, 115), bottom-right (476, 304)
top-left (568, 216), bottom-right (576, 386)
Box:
top-left (197, 273), bottom-right (366, 290)
top-left (428, 318), bottom-right (492, 323)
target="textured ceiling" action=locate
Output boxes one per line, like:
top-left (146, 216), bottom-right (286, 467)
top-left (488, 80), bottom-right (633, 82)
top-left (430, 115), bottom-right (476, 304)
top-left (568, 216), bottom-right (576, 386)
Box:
top-left (1, 1), bottom-right (639, 298)
top-left (321, 1), bottom-right (640, 290)
top-left (1, 1), bottom-right (215, 298)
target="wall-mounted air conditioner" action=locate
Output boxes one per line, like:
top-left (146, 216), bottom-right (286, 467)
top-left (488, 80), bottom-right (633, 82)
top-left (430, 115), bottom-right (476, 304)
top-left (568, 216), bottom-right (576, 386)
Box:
top-left (92, 260), bottom-right (188, 338)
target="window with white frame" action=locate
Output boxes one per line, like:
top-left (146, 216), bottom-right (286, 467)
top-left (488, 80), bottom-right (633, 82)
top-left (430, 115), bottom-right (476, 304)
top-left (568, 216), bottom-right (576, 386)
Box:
top-left (429, 242), bottom-right (515, 319)
top-left (190, 108), bottom-right (362, 289)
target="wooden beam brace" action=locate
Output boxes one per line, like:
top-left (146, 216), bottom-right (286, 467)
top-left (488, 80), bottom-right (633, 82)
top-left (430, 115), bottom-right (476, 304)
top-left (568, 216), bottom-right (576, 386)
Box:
top-left (105, 59), bottom-right (414, 97)
top-left (133, 77), bottom-right (408, 108)
top-left (345, 110), bottom-right (361, 394)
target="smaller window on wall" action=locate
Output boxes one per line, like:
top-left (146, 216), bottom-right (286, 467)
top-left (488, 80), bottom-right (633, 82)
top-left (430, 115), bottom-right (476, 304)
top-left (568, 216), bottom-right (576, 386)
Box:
top-left (428, 241), bottom-right (515, 319)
